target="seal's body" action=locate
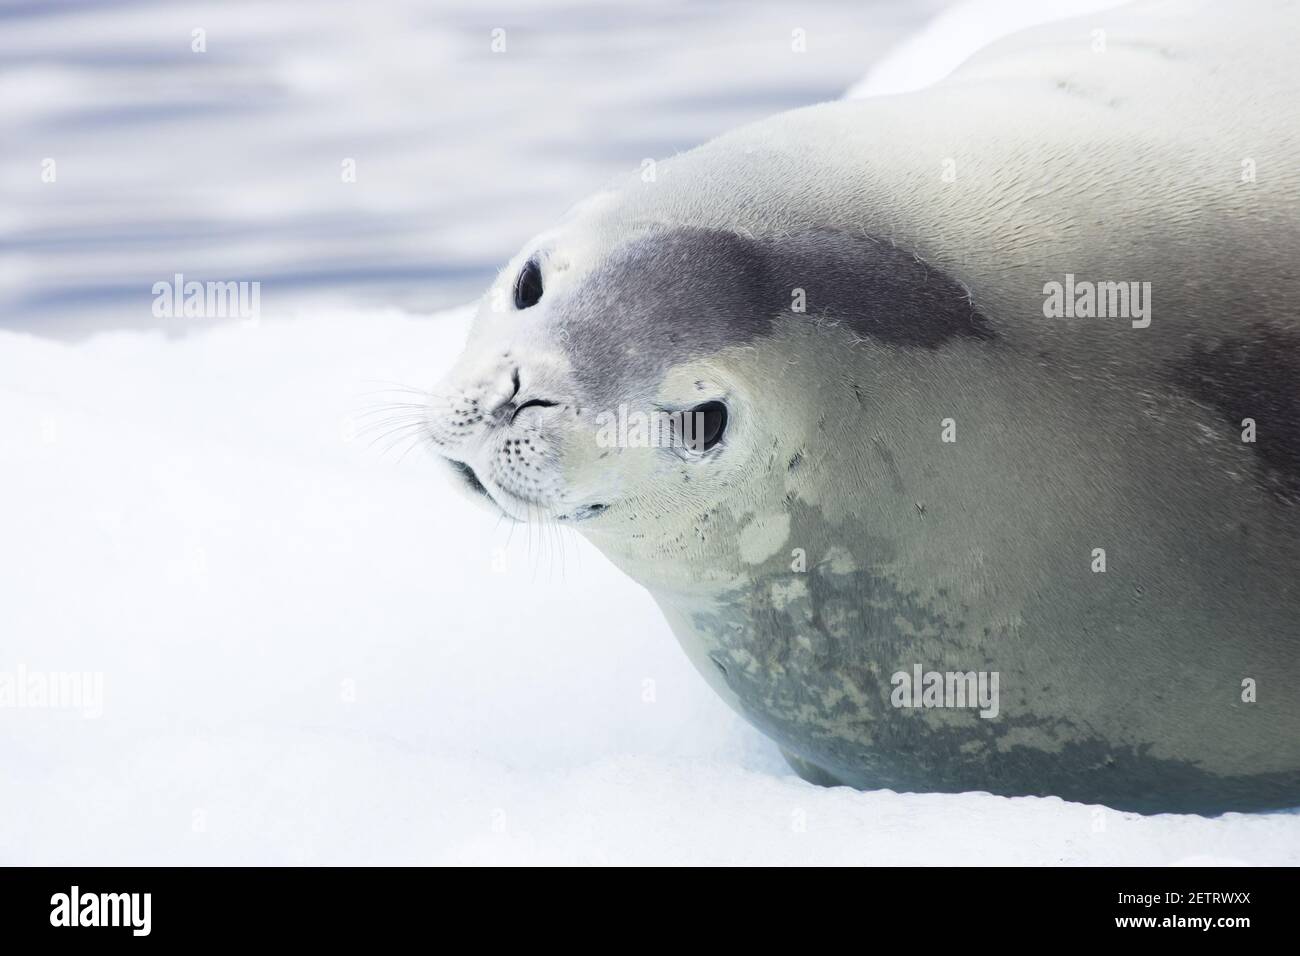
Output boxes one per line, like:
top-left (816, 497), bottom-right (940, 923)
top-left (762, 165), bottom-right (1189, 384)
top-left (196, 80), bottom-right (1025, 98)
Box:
top-left (428, 0), bottom-right (1300, 812)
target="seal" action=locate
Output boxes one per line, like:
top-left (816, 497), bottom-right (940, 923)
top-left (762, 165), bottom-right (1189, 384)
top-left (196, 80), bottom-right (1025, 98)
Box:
top-left (424, 0), bottom-right (1300, 813)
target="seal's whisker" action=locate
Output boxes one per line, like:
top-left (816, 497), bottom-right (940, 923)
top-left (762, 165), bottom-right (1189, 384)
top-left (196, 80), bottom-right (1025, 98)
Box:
top-left (360, 416), bottom-right (425, 439)
top-left (368, 421), bottom-right (431, 454)
top-left (503, 506), bottom-right (520, 550)
top-left (358, 381), bottom-right (433, 397)
top-left (355, 411), bottom-right (422, 430)
top-left (550, 511), bottom-right (573, 584)
top-left (352, 401), bottom-right (449, 427)
top-left (354, 402), bottom-right (430, 417)
top-left (393, 430), bottom-right (432, 465)
top-left (356, 414), bottom-right (428, 438)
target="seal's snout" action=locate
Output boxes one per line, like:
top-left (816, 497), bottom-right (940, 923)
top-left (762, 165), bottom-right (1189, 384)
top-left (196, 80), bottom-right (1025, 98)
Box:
top-left (423, 353), bottom-right (585, 522)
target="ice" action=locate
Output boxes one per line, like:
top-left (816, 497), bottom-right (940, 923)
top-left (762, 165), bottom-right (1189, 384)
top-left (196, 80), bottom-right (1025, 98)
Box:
top-left (2, 308), bottom-right (1295, 864)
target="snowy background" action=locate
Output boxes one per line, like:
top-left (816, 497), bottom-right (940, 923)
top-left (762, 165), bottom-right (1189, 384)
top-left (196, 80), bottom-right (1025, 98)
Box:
top-left (3, 0), bottom-right (1297, 864)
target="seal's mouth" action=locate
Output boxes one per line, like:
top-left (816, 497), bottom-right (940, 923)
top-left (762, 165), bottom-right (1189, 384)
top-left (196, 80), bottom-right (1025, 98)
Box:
top-left (443, 456), bottom-right (607, 523)
top-left (448, 458), bottom-right (489, 498)
top-left (556, 502), bottom-right (607, 522)
top-left (446, 458), bottom-right (516, 521)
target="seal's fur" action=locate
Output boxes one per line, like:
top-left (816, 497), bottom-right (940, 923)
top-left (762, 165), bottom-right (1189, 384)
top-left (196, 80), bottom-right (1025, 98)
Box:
top-left (428, 0), bottom-right (1300, 812)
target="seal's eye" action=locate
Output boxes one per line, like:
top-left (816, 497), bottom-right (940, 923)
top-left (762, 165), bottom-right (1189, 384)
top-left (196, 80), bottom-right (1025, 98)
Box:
top-left (514, 258), bottom-right (543, 310)
top-left (687, 400), bottom-right (728, 452)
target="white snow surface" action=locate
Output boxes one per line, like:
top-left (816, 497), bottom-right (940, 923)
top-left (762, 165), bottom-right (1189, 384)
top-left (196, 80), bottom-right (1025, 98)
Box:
top-left (3, 307), bottom-right (1297, 865)
top-left (4, 0), bottom-right (1298, 865)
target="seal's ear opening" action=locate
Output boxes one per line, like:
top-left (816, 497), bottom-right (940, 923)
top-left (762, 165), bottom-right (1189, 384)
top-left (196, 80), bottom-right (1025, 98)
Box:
top-left (514, 258), bottom-right (544, 310)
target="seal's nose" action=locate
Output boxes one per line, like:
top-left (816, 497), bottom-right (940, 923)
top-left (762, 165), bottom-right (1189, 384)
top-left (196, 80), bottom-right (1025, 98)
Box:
top-left (511, 397), bottom-right (559, 422)
top-left (486, 367), bottom-right (560, 426)
top-left (486, 368), bottom-right (523, 424)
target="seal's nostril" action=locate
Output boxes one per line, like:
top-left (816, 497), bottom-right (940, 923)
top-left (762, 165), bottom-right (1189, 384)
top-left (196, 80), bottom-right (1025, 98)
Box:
top-left (485, 369), bottom-right (525, 422)
top-left (510, 398), bottom-right (558, 424)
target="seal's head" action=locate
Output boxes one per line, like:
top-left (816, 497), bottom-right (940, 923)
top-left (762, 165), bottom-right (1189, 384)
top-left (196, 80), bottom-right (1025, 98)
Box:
top-left (424, 213), bottom-right (761, 538)
top-left (425, 192), bottom-right (991, 574)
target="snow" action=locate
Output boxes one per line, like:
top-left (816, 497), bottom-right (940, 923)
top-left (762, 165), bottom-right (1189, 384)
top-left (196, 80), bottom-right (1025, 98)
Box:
top-left (4, 308), bottom-right (1297, 865)
top-left (3, 0), bottom-right (1297, 864)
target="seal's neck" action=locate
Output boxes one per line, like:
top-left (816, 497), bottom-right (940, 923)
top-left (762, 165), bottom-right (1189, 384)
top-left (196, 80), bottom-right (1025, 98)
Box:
top-left (579, 524), bottom-right (749, 605)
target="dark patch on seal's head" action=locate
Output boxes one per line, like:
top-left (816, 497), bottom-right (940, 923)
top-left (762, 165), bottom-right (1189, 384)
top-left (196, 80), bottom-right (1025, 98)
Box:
top-left (556, 225), bottom-right (994, 402)
top-left (774, 229), bottom-right (994, 350)
top-left (1172, 324), bottom-right (1300, 500)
